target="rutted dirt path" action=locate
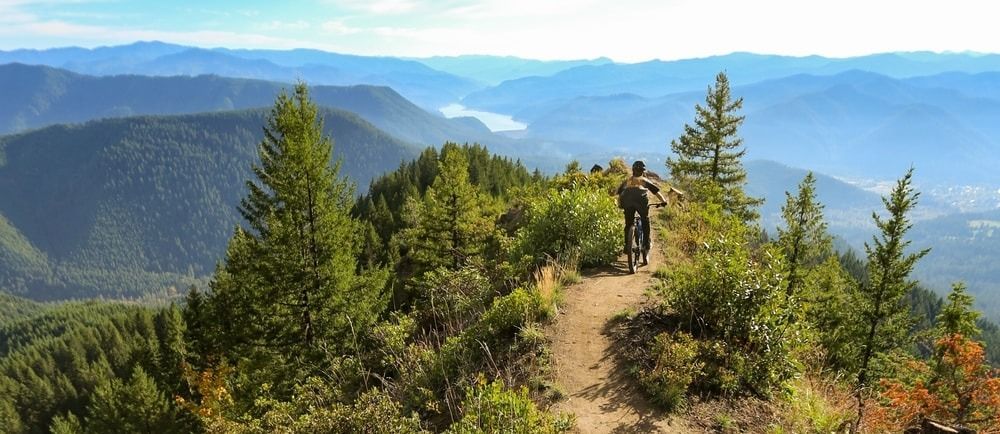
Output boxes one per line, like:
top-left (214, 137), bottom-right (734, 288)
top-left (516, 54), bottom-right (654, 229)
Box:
top-left (548, 217), bottom-right (690, 433)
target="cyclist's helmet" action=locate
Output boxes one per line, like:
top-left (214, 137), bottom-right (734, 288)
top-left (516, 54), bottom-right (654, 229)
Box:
top-left (632, 160), bottom-right (646, 175)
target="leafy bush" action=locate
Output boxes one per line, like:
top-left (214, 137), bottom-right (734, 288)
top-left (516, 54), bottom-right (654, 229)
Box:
top-left (367, 287), bottom-right (544, 420)
top-left (446, 379), bottom-right (571, 434)
top-left (664, 217), bottom-right (795, 396)
top-left (437, 287), bottom-right (541, 372)
top-left (513, 187), bottom-right (621, 267)
top-left (659, 183), bottom-right (727, 257)
top-left (637, 332), bottom-right (703, 410)
top-left (188, 378), bottom-right (427, 434)
top-left (414, 266), bottom-right (496, 336)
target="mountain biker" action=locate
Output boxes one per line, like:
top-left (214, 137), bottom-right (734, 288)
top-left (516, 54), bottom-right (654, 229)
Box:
top-left (617, 160), bottom-right (668, 264)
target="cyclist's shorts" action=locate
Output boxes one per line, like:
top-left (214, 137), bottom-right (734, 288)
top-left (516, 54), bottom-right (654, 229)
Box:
top-left (619, 188), bottom-right (650, 210)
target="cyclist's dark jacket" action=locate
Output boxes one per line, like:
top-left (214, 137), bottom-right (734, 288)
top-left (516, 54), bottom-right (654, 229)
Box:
top-left (617, 176), bottom-right (660, 209)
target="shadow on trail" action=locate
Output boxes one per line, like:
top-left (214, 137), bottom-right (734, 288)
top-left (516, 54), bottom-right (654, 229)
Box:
top-left (571, 312), bottom-right (676, 433)
top-left (581, 260), bottom-right (642, 278)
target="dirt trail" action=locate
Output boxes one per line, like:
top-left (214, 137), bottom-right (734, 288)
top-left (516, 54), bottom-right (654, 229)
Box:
top-left (548, 218), bottom-right (690, 433)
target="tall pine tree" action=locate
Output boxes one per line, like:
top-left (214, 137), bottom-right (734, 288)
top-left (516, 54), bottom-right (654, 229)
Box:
top-left (207, 83), bottom-right (386, 358)
top-left (401, 146), bottom-right (493, 274)
top-left (667, 72), bottom-right (762, 221)
top-left (853, 168), bottom-right (929, 430)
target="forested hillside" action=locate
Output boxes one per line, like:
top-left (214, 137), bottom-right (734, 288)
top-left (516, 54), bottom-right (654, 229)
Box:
top-left (0, 300), bottom-right (197, 433)
top-left (0, 292), bottom-right (43, 325)
top-left (0, 84), bottom-right (603, 433)
top-left (910, 209), bottom-right (1000, 320)
top-left (2, 78), bottom-right (999, 433)
top-left (0, 108), bottom-right (418, 300)
top-left (0, 63), bottom-right (495, 147)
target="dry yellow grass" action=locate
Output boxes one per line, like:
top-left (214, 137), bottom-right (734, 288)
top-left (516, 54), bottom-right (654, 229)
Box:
top-left (532, 256), bottom-right (583, 318)
top-left (534, 264), bottom-right (561, 317)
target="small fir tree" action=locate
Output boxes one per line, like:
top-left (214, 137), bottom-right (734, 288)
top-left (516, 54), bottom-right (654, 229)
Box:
top-left (854, 168), bottom-right (929, 429)
top-left (667, 72), bottom-right (762, 222)
top-left (778, 172), bottom-right (833, 298)
top-left (48, 413), bottom-right (83, 434)
top-left (935, 282), bottom-right (980, 339)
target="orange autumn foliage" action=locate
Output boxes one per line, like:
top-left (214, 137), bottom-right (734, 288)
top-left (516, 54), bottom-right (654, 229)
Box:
top-left (867, 334), bottom-right (1000, 433)
top-left (175, 362), bottom-right (236, 422)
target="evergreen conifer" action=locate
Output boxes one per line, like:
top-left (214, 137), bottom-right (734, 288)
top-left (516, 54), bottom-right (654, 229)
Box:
top-left (401, 146), bottom-right (493, 273)
top-left (207, 83), bottom-right (386, 359)
top-left (854, 168), bottom-right (929, 429)
top-left (667, 72), bottom-right (762, 221)
top-left (778, 172), bottom-right (832, 297)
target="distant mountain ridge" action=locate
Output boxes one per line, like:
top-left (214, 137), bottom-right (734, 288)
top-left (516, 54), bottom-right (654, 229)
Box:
top-left (0, 108), bottom-right (418, 300)
top-left (0, 41), bottom-right (480, 109)
top-left (0, 63), bottom-right (597, 170)
top-left (413, 55), bottom-right (613, 85)
top-left (515, 70), bottom-right (1000, 184)
top-left (462, 51), bottom-right (1000, 115)
top-left (0, 63), bottom-right (497, 145)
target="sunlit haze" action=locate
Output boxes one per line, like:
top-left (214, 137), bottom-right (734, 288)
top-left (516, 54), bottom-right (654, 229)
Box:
top-left (1, 0), bottom-right (998, 61)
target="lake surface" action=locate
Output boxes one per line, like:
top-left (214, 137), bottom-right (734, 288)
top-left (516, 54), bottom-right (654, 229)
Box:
top-left (439, 103), bottom-right (527, 132)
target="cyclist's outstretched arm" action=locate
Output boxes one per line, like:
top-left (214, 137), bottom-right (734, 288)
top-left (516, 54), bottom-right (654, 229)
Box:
top-left (654, 190), bottom-right (668, 205)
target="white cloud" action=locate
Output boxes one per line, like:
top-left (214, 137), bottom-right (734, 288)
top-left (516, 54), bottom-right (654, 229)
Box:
top-left (259, 20), bottom-right (311, 31)
top-left (441, 0), bottom-right (604, 20)
top-left (0, 0), bottom-right (34, 23)
top-left (328, 0), bottom-right (423, 15)
top-left (321, 19), bottom-right (362, 35)
top-left (2, 0), bottom-right (999, 60)
top-left (0, 18), bottom-right (321, 50)
top-left (338, 0), bottom-right (1000, 61)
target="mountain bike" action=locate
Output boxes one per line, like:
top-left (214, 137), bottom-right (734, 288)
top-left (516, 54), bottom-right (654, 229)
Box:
top-left (626, 202), bottom-right (667, 274)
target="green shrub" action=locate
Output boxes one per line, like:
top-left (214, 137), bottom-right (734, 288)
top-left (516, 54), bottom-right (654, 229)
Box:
top-left (239, 382), bottom-right (426, 434)
top-left (638, 332), bottom-right (703, 410)
top-left (414, 266), bottom-right (495, 336)
top-left (513, 187), bottom-right (621, 267)
top-left (446, 380), bottom-right (571, 434)
top-left (437, 287), bottom-right (540, 370)
top-left (323, 388), bottom-right (427, 434)
top-left (367, 312), bottom-right (419, 378)
top-left (664, 218), bottom-right (794, 396)
top-left (378, 287), bottom-right (542, 418)
top-left (773, 376), bottom-right (854, 434)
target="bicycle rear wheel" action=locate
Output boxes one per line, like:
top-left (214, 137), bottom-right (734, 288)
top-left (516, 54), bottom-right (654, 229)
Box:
top-left (627, 220), bottom-right (640, 273)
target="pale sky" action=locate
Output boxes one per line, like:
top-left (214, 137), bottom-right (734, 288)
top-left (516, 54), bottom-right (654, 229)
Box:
top-left (0, 0), bottom-right (998, 62)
